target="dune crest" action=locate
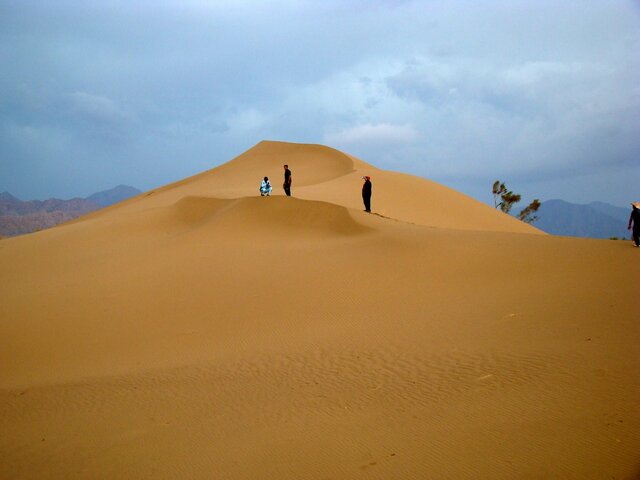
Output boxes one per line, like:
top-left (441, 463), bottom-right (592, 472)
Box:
top-left (77, 141), bottom-right (541, 235)
top-left (214, 141), bottom-right (357, 186)
top-left (170, 195), bottom-right (370, 237)
top-left (74, 141), bottom-right (357, 219)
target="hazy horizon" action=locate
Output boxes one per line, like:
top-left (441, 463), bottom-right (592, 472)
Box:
top-left (0, 173), bottom-right (632, 211)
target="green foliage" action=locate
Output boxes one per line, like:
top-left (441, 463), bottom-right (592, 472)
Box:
top-left (518, 199), bottom-right (541, 224)
top-left (492, 180), bottom-right (540, 224)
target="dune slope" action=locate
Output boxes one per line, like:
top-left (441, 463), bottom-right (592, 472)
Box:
top-left (84, 141), bottom-right (540, 234)
top-left (1, 141), bottom-right (638, 479)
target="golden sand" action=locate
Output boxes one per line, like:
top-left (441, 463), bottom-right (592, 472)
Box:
top-left (1, 141), bottom-right (638, 479)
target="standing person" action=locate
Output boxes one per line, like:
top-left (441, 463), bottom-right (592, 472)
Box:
top-left (283, 164), bottom-right (292, 196)
top-left (628, 202), bottom-right (640, 247)
top-left (362, 176), bottom-right (372, 213)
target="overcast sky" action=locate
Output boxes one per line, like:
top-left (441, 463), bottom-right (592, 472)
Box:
top-left (1, 0), bottom-right (639, 207)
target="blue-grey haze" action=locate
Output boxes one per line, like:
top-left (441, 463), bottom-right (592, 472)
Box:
top-left (1, 0), bottom-right (639, 207)
top-left (535, 200), bottom-right (631, 239)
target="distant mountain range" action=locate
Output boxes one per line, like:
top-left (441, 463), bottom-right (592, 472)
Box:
top-left (0, 185), bottom-right (141, 237)
top-left (0, 188), bottom-right (633, 240)
top-left (535, 199), bottom-right (632, 239)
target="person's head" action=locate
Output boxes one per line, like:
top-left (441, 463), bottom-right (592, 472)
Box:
top-left (632, 202), bottom-right (640, 210)
top-left (264, 176), bottom-right (268, 181)
top-left (363, 175), bottom-right (370, 181)
top-left (284, 164), bottom-right (288, 169)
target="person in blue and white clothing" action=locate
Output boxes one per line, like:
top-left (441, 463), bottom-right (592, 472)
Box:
top-left (260, 177), bottom-right (272, 196)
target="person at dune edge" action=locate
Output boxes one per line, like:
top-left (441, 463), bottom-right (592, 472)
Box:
top-left (283, 164), bottom-right (292, 196)
top-left (628, 202), bottom-right (640, 247)
top-left (260, 176), bottom-right (272, 196)
top-left (362, 176), bottom-right (372, 213)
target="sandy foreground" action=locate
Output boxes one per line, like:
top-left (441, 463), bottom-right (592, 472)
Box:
top-left (1, 141), bottom-right (638, 479)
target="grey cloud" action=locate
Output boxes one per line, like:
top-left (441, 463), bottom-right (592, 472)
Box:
top-left (61, 92), bottom-right (134, 143)
top-left (0, 0), bottom-right (638, 206)
top-left (382, 51), bottom-right (640, 180)
top-left (66, 92), bottom-right (130, 123)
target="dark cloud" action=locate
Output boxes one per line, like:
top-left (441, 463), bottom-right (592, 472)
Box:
top-left (0, 0), bottom-right (638, 206)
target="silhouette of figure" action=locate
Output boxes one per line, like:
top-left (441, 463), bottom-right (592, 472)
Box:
top-left (283, 165), bottom-right (292, 196)
top-left (628, 202), bottom-right (640, 247)
top-left (362, 176), bottom-right (372, 212)
top-left (260, 177), bottom-right (272, 196)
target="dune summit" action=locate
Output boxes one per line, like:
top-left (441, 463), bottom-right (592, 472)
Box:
top-left (83, 140), bottom-right (540, 234)
top-left (1, 141), bottom-right (638, 479)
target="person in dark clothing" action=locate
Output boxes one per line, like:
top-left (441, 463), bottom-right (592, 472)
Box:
top-left (283, 165), bottom-right (292, 196)
top-left (628, 202), bottom-right (640, 247)
top-left (362, 176), bottom-right (372, 212)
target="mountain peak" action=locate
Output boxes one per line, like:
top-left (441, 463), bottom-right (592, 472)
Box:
top-left (86, 185), bottom-right (141, 207)
top-left (0, 192), bottom-right (20, 202)
top-left (537, 199), bottom-right (629, 238)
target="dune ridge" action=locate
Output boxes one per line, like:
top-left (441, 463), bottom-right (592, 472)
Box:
top-left (79, 141), bottom-right (540, 234)
top-left (1, 141), bottom-right (638, 479)
top-left (170, 195), bottom-right (371, 237)
top-left (81, 141), bottom-right (357, 217)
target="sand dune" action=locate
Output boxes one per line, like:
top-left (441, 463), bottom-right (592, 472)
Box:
top-left (170, 196), bottom-right (370, 237)
top-left (1, 141), bottom-right (638, 479)
top-left (87, 141), bottom-right (540, 234)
